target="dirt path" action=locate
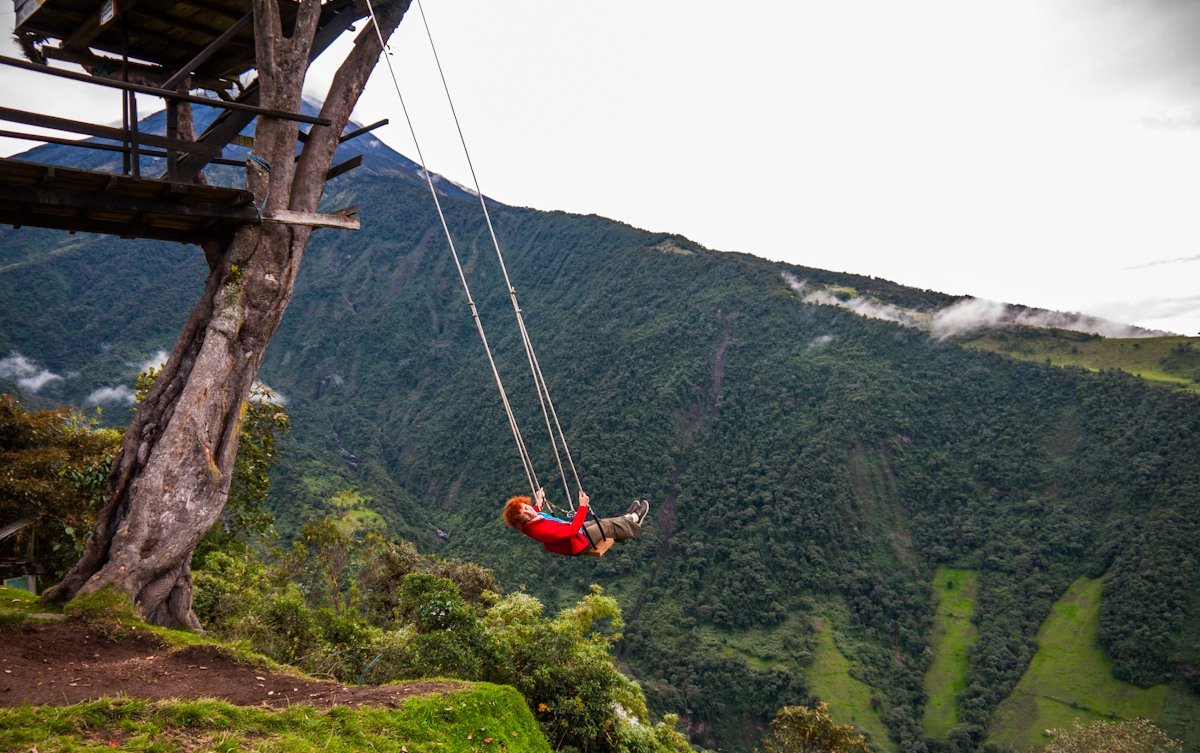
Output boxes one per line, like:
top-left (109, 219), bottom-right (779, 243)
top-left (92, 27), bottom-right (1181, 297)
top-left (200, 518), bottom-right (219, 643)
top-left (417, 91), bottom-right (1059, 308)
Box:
top-left (0, 620), bottom-right (459, 709)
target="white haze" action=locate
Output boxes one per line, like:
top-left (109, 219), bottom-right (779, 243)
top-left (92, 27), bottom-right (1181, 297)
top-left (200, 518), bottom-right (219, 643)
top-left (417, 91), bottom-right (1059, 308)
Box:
top-left (86, 385), bottom-right (136, 406)
top-left (0, 352), bottom-right (65, 393)
top-left (138, 350), bottom-right (170, 373)
top-left (782, 275), bottom-right (1168, 340)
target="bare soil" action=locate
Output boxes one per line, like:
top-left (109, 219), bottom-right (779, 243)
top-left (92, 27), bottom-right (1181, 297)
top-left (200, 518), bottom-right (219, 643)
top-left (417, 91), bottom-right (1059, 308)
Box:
top-left (0, 620), bottom-right (460, 709)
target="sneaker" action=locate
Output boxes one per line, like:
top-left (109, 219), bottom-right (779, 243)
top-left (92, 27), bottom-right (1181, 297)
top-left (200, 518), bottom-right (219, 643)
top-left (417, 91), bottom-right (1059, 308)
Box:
top-left (624, 499), bottom-right (643, 517)
top-left (632, 499), bottom-right (650, 525)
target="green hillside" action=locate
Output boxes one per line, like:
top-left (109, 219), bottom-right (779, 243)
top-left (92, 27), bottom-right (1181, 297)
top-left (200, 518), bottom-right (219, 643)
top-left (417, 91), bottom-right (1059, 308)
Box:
top-left (808, 617), bottom-right (895, 753)
top-left (922, 568), bottom-right (980, 739)
top-left (988, 577), bottom-right (1200, 752)
top-left (3, 138), bottom-right (1200, 753)
top-left (964, 329), bottom-right (1200, 393)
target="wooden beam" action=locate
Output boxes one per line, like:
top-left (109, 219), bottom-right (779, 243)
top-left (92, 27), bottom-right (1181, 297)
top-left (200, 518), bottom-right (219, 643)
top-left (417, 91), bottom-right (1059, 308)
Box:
top-left (0, 106), bottom-right (223, 158)
top-left (324, 154), bottom-right (362, 181)
top-left (0, 208), bottom-right (231, 243)
top-left (0, 128), bottom-right (245, 166)
top-left (0, 56), bottom-right (332, 126)
top-left (181, 0), bottom-right (248, 24)
top-left (127, 7), bottom-right (228, 39)
top-left (262, 206), bottom-right (359, 230)
top-left (174, 0), bottom-right (363, 182)
top-left (61, 0), bottom-right (143, 50)
top-left (0, 183), bottom-right (260, 220)
top-left (162, 12), bottom-right (252, 90)
top-left (338, 119), bottom-right (389, 143)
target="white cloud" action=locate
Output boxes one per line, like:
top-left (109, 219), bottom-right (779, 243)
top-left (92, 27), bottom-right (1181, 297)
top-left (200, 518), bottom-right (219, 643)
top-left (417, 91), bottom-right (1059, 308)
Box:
top-left (1, 352), bottom-right (65, 393)
top-left (0, 353), bottom-right (38, 379)
top-left (1123, 253), bottom-right (1200, 270)
top-left (17, 370), bottom-right (64, 393)
top-left (86, 385), bottom-right (137, 406)
top-left (138, 350), bottom-right (170, 373)
top-left (785, 275), bottom-right (1168, 340)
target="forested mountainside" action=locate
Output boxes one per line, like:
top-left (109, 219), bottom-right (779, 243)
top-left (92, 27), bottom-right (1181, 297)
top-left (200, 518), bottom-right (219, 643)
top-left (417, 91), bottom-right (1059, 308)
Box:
top-left (1, 131), bottom-right (1198, 753)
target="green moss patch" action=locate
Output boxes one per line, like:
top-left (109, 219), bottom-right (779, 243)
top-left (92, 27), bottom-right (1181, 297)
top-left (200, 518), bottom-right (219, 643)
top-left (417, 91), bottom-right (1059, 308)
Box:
top-left (0, 684), bottom-right (550, 753)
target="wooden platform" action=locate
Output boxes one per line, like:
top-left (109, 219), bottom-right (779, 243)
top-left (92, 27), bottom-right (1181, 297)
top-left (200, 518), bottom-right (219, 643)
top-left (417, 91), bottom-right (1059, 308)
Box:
top-left (15, 0), bottom-right (270, 80)
top-left (0, 157), bottom-right (259, 243)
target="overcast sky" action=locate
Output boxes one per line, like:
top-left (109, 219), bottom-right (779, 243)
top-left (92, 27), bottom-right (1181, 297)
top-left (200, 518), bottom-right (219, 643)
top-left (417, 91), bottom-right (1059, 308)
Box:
top-left (4, 1), bottom-right (1199, 334)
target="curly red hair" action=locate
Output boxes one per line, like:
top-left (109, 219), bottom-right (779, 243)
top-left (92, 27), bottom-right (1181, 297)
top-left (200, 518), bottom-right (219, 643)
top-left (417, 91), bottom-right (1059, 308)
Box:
top-left (503, 496), bottom-right (532, 529)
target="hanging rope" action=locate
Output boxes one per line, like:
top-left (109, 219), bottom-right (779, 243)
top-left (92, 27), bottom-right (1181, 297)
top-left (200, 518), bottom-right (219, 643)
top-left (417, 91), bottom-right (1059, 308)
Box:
top-left (361, 0), bottom-right (545, 504)
top-left (412, 0), bottom-right (584, 512)
top-left (363, 0), bottom-right (599, 535)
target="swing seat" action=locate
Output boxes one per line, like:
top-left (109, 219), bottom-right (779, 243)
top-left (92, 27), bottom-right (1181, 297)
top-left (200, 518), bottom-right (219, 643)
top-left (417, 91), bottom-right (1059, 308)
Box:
top-left (583, 538), bottom-right (615, 557)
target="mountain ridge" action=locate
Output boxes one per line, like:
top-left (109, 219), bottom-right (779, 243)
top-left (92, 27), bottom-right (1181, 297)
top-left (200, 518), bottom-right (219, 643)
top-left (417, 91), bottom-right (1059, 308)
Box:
top-left (1, 108), bottom-right (1198, 753)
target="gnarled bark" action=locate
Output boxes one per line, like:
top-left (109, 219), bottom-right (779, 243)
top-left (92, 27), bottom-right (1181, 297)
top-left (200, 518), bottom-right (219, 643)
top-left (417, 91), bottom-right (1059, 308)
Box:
top-left (43, 0), bottom-right (413, 627)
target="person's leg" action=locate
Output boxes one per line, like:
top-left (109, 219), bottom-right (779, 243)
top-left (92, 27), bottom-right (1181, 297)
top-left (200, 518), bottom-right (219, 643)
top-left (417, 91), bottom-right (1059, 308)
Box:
top-left (583, 515), bottom-right (641, 543)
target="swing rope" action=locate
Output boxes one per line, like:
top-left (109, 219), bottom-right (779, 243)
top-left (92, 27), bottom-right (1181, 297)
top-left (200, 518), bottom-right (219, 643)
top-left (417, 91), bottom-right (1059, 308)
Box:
top-left (363, 0), bottom-right (593, 526)
top-left (411, 0), bottom-right (584, 513)
top-left (362, 0), bottom-right (544, 505)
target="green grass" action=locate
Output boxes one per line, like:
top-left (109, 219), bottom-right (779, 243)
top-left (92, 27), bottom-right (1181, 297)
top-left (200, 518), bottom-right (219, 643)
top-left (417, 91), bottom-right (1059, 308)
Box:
top-left (987, 577), bottom-right (1200, 752)
top-left (0, 684), bottom-right (550, 753)
top-left (808, 618), bottom-right (896, 753)
top-left (964, 331), bottom-right (1200, 393)
top-left (0, 584), bottom-right (44, 626)
top-left (922, 568), bottom-right (980, 739)
top-left (695, 610), bottom-right (815, 672)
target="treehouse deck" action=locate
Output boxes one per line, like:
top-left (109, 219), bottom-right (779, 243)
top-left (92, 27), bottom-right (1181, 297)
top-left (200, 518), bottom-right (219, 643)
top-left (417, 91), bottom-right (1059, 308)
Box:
top-left (0, 157), bottom-right (259, 243)
top-left (17, 0), bottom-right (267, 81)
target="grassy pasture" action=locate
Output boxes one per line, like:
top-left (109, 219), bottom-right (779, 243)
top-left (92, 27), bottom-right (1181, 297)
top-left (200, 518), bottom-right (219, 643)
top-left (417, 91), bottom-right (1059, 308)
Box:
top-left (921, 567), bottom-right (979, 739)
top-left (964, 331), bottom-right (1200, 393)
top-left (987, 577), bottom-right (1200, 751)
top-left (808, 618), bottom-right (896, 753)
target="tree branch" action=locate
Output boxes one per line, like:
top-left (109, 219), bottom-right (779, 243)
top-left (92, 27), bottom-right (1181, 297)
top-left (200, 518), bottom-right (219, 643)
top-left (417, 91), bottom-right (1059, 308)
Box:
top-left (292, 0), bottom-right (412, 211)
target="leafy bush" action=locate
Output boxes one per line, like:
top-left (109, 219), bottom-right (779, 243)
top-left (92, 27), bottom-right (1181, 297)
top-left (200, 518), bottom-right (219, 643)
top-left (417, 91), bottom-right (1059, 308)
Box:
top-left (1042, 718), bottom-right (1182, 753)
top-left (760, 703), bottom-right (872, 753)
top-left (192, 533), bottom-right (692, 753)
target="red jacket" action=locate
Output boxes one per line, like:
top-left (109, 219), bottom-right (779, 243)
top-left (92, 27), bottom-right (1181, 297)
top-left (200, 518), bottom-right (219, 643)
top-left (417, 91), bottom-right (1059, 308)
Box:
top-left (521, 504), bottom-right (591, 556)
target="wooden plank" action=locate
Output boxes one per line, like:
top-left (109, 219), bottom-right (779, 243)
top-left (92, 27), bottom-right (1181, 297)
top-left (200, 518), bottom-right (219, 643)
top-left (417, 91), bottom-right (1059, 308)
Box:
top-left (0, 106), bottom-right (224, 158)
top-left (15, 0), bottom-right (51, 29)
top-left (262, 206), bottom-right (359, 231)
top-left (61, 0), bottom-right (143, 50)
top-left (0, 207), bottom-right (230, 243)
top-left (324, 154), bottom-right (362, 181)
top-left (173, 0), bottom-right (361, 182)
top-left (0, 127), bottom-right (245, 167)
top-left (0, 183), bottom-right (260, 221)
top-left (128, 7), bottom-right (227, 38)
top-left (0, 56), bottom-right (332, 126)
top-left (162, 11), bottom-right (252, 90)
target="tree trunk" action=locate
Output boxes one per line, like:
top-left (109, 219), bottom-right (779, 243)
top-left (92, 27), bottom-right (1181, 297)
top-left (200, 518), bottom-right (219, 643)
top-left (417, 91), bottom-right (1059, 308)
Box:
top-left (43, 0), bottom-right (413, 627)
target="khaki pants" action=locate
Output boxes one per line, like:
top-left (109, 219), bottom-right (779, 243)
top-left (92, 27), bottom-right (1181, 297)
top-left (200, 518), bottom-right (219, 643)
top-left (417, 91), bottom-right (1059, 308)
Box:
top-left (581, 515), bottom-right (641, 550)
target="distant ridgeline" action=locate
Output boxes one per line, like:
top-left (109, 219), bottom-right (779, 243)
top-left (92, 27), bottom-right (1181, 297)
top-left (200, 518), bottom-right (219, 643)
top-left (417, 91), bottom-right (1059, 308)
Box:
top-left (1, 117), bottom-right (1198, 753)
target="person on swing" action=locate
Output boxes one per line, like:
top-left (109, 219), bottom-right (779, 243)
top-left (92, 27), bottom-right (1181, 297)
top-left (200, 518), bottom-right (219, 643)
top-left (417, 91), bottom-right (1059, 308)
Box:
top-left (503, 488), bottom-right (649, 556)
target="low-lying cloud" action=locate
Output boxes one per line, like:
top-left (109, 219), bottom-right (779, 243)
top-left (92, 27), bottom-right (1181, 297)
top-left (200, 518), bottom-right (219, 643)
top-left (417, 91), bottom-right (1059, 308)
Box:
top-left (0, 352), bottom-right (66, 393)
top-left (86, 385), bottom-right (136, 406)
top-left (783, 274), bottom-right (1169, 339)
top-left (139, 350), bottom-right (170, 373)
top-left (1124, 253), bottom-right (1200, 270)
